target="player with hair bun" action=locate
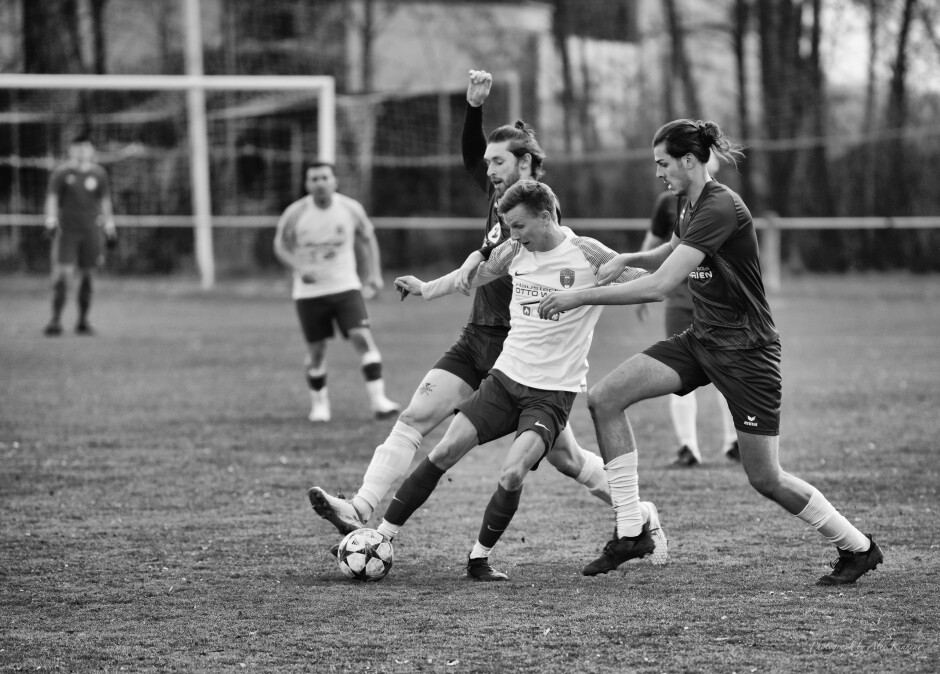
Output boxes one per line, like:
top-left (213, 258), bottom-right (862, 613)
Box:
top-left (309, 70), bottom-right (666, 579)
top-left (539, 119), bottom-right (883, 585)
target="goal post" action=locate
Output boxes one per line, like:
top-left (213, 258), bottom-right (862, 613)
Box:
top-left (0, 72), bottom-right (335, 288)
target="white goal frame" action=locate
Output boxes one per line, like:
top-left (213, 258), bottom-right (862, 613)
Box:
top-left (0, 71), bottom-right (335, 289)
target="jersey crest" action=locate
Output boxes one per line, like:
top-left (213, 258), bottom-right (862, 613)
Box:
top-left (560, 268), bottom-right (575, 288)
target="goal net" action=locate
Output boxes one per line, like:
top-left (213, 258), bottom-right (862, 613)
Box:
top-left (0, 74), bottom-right (334, 283)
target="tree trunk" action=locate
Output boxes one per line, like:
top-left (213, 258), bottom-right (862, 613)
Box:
top-left (732, 0), bottom-right (756, 208)
top-left (664, 0), bottom-right (701, 117)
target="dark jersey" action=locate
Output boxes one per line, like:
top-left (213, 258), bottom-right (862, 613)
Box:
top-left (461, 103), bottom-right (513, 328)
top-left (676, 180), bottom-right (778, 350)
top-left (650, 191), bottom-right (692, 309)
top-left (48, 163), bottom-right (111, 231)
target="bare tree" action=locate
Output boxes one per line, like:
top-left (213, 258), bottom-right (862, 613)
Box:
top-left (664, 0), bottom-right (701, 118)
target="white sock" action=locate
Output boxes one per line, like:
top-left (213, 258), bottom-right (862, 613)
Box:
top-left (717, 393), bottom-right (737, 449)
top-left (670, 393), bottom-right (700, 458)
top-left (606, 452), bottom-right (643, 537)
top-left (796, 488), bottom-right (870, 552)
top-left (354, 421), bottom-right (423, 518)
top-left (575, 449), bottom-right (611, 505)
top-left (361, 351), bottom-right (388, 406)
top-left (309, 386), bottom-right (329, 405)
top-left (469, 541), bottom-right (492, 560)
top-left (375, 519), bottom-right (401, 541)
top-left (365, 379), bottom-right (389, 406)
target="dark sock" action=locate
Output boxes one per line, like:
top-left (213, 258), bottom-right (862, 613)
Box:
top-left (51, 277), bottom-right (67, 323)
top-left (477, 484), bottom-right (522, 549)
top-left (77, 275), bottom-right (92, 324)
top-left (383, 457), bottom-right (446, 526)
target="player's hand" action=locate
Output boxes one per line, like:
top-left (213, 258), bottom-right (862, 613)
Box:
top-left (596, 254), bottom-right (629, 286)
top-left (636, 303), bottom-right (649, 322)
top-left (104, 224), bottom-right (118, 251)
top-left (538, 290), bottom-right (581, 320)
top-left (394, 275), bottom-right (424, 299)
top-left (456, 253), bottom-right (483, 295)
top-left (467, 70), bottom-right (493, 107)
top-left (44, 217), bottom-right (58, 241)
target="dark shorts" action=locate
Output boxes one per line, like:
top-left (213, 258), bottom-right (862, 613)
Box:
top-left (295, 290), bottom-right (370, 343)
top-left (644, 331), bottom-right (782, 436)
top-left (456, 369), bottom-right (577, 469)
top-left (433, 323), bottom-right (509, 390)
top-left (53, 227), bottom-right (101, 269)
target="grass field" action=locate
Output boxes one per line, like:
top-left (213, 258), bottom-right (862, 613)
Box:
top-left (2, 272), bottom-right (939, 673)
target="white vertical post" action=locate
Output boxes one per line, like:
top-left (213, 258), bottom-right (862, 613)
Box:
top-left (318, 78), bottom-right (336, 163)
top-left (183, 0), bottom-right (215, 289)
top-left (761, 212), bottom-right (781, 293)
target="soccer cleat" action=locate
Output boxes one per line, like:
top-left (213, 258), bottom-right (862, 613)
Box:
top-left (371, 397), bottom-right (400, 420)
top-left (75, 321), bottom-right (95, 336)
top-left (465, 556), bottom-right (509, 582)
top-left (672, 445), bottom-right (701, 467)
top-left (816, 535), bottom-right (883, 586)
top-left (329, 543), bottom-right (339, 558)
top-left (308, 487), bottom-right (365, 535)
top-left (582, 524), bottom-right (656, 576)
top-left (642, 501), bottom-right (668, 565)
top-left (724, 441), bottom-right (741, 462)
top-left (43, 322), bottom-right (63, 337)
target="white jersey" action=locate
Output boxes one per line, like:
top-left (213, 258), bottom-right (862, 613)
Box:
top-left (422, 231), bottom-right (646, 392)
top-left (275, 193), bottom-right (370, 300)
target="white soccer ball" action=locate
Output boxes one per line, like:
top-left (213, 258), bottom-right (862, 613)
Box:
top-left (336, 528), bottom-right (394, 582)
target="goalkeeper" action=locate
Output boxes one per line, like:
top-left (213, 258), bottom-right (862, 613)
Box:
top-left (43, 133), bottom-right (117, 336)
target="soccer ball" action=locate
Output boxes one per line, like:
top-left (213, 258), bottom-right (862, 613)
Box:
top-left (336, 528), bottom-right (394, 581)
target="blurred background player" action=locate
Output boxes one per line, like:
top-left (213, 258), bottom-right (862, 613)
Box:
top-left (43, 133), bottom-right (117, 336)
top-left (637, 153), bottom-right (739, 466)
top-left (274, 161), bottom-right (399, 422)
top-left (309, 70), bottom-right (665, 565)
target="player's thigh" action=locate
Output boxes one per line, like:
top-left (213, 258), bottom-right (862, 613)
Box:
top-left (400, 368), bottom-right (475, 435)
top-left (500, 430), bottom-right (547, 490)
top-left (76, 230), bottom-right (102, 270)
top-left (545, 424), bottom-right (584, 475)
top-left (333, 290), bottom-right (372, 342)
top-left (736, 432), bottom-right (786, 490)
top-left (346, 326), bottom-right (379, 355)
top-left (589, 353), bottom-right (683, 412)
top-left (427, 412), bottom-right (481, 470)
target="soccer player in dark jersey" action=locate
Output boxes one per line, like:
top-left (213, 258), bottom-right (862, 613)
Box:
top-left (538, 119), bottom-right (883, 585)
top-left (43, 134), bottom-right (117, 336)
top-left (639, 154), bottom-right (738, 467)
top-left (308, 70), bottom-right (666, 568)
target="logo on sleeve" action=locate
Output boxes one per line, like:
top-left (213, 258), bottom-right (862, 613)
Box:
top-left (560, 268), bottom-right (575, 288)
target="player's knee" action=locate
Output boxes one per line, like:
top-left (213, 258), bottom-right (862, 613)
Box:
top-left (544, 446), bottom-right (578, 476)
top-left (498, 466), bottom-right (526, 492)
top-left (747, 471), bottom-right (782, 499)
top-left (586, 384), bottom-right (624, 419)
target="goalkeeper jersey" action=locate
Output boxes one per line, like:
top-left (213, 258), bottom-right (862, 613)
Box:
top-left (422, 231), bottom-right (646, 392)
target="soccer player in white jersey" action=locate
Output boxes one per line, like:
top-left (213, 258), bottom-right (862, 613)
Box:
top-left (274, 162), bottom-right (399, 422)
top-left (376, 180), bottom-right (661, 581)
top-left (308, 70), bottom-right (666, 567)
